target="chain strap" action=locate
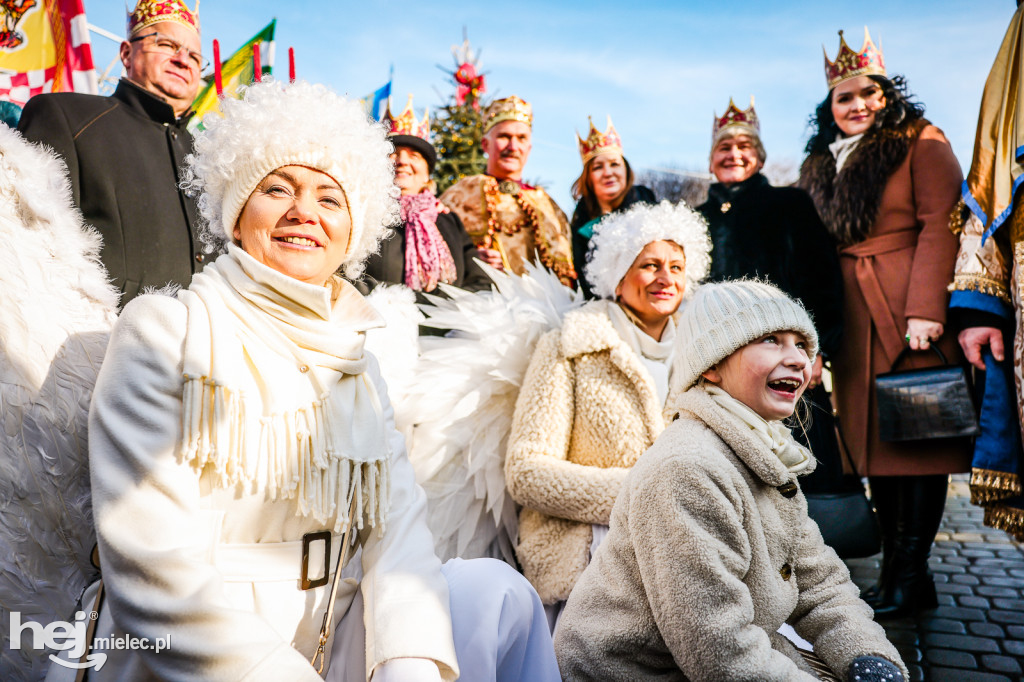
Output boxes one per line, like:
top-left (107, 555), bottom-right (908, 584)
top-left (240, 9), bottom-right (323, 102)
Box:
top-left (310, 495), bottom-right (359, 673)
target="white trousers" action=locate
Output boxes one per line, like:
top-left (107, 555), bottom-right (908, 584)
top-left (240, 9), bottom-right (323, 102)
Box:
top-left (326, 558), bottom-right (560, 682)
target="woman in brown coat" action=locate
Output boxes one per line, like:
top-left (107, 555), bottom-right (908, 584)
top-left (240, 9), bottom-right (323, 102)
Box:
top-left (797, 29), bottom-right (972, 619)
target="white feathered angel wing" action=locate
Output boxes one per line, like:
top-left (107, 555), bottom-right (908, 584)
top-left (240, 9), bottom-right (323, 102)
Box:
top-left (0, 125), bottom-right (118, 681)
top-left (405, 262), bottom-right (584, 563)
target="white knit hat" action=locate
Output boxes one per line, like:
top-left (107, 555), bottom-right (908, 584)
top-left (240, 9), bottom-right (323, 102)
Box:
top-left (584, 200), bottom-right (711, 300)
top-left (671, 279), bottom-right (819, 393)
top-left (181, 79), bottom-right (399, 279)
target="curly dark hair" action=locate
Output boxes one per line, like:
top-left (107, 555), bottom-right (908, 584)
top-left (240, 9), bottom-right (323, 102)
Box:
top-left (804, 75), bottom-right (926, 155)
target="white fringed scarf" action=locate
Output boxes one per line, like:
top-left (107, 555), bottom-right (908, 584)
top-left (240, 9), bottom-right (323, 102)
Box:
top-left (177, 244), bottom-right (391, 534)
top-left (703, 384), bottom-right (812, 474)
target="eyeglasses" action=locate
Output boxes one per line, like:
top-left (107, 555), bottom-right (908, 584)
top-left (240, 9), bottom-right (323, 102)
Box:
top-left (129, 32), bottom-right (209, 72)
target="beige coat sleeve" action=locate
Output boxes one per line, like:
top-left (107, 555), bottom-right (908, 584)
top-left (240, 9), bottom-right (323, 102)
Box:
top-left (788, 511), bottom-right (909, 680)
top-left (625, 452), bottom-right (819, 681)
top-left (89, 295), bottom-right (322, 681)
top-left (505, 331), bottom-right (630, 525)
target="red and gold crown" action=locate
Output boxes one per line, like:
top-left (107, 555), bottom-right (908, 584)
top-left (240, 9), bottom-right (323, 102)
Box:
top-left (382, 95), bottom-right (430, 141)
top-left (127, 0), bottom-right (200, 37)
top-left (712, 96), bottom-right (760, 145)
top-left (824, 27), bottom-right (885, 90)
top-left (576, 116), bottom-right (622, 164)
top-left (483, 95), bottom-right (532, 133)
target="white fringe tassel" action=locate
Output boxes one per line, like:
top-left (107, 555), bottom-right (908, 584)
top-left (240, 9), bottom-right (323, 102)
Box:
top-left (180, 376), bottom-right (390, 534)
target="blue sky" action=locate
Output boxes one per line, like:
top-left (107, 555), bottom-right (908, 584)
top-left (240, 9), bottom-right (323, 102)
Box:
top-left (85, 1), bottom-right (1012, 210)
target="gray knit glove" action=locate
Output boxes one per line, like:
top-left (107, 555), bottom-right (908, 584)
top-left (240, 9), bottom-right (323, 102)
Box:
top-left (847, 656), bottom-right (904, 682)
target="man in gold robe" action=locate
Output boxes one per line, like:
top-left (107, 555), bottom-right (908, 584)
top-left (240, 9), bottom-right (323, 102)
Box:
top-left (440, 96), bottom-right (575, 285)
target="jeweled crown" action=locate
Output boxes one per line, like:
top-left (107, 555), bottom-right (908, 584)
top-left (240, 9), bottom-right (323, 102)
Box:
top-left (576, 116), bottom-right (623, 164)
top-left (483, 95), bottom-right (532, 133)
top-left (127, 0), bottom-right (200, 36)
top-left (712, 97), bottom-right (760, 145)
top-left (824, 27), bottom-right (885, 90)
top-left (382, 95), bottom-right (430, 141)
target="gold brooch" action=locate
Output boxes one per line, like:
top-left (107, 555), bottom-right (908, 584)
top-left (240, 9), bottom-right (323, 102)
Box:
top-left (720, 202), bottom-right (732, 213)
top-left (498, 180), bottom-right (520, 195)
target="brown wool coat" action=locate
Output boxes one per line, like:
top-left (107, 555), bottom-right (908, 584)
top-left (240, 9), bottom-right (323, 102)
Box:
top-left (799, 123), bottom-right (972, 476)
top-left (554, 388), bottom-right (907, 681)
top-left (505, 301), bottom-right (666, 604)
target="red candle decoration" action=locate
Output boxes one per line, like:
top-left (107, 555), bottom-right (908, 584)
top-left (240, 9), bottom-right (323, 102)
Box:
top-left (253, 42), bottom-right (262, 83)
top-left (289, 47), bottom-right (296, 83)
top-left (213, 39), bottom-right (223, 97)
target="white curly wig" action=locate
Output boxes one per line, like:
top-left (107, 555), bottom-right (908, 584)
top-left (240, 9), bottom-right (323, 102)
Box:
top-left (584, 200), bottom-right (711, 300)
top-left (181, 79), bottom-right (399, 278)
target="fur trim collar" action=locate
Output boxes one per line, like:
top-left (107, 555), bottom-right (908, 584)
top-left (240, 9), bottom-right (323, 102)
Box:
top-left (797, 119), bottom-right (927, 245)
top-left (559, 299), bottom-right (666, 439)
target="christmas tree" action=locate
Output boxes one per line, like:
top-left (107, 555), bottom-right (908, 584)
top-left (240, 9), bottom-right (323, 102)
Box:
top-left (432, 36), bottom-right (488, 194)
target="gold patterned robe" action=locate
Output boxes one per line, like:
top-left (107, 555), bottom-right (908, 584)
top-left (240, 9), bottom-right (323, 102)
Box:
top-left (950, 206), bottom-right (1024, 538)
top-left (440, 175), bottom-right (575, 285)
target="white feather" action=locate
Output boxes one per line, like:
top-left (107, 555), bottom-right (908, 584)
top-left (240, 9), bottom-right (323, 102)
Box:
top-left (404, 262), bottom-right (583, 563)
top-left (0, 125), bottom-right (118, 681)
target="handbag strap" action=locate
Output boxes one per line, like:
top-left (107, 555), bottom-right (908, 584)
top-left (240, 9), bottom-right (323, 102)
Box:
top-left (888, 344), bottom-right (948, 372)
top-left (831, 411), bottom-right (862, 477)
top-left (310, 495), bottom-right (359, 674)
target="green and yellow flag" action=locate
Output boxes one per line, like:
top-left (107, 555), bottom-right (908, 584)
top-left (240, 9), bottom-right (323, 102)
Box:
top-left (190, 19), bottom-right (275, 130)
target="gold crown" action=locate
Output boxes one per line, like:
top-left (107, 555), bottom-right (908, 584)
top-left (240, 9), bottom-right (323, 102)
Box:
top-left (483, 95), bottom-right (532, 133)
top-left (824, 27), bottom-right (885, 90)
top-left (128, 0), bottom-right (200, 36)
top-left (576, 116), bottom-right (623, 164)
top-left (712, 96), bottom-right (760, 144)
top-left (383, 95), bottom-right (430, 141)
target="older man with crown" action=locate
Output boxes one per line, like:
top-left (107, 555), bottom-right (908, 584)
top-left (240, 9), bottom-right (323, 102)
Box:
top-left (696, 97), bottom-right (845, 500)
top-left (356, 96), bottom-right (490, 300)
top-left (439, 95), bottom-right (575, 286)
top-left (18, 0), bottom-right (206, 306)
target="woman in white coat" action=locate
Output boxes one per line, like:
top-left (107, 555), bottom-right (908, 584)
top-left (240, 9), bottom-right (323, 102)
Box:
top-left (504, 201), bottom-right (710, 628)
top-left (85, 80), bottom-right (558, 682)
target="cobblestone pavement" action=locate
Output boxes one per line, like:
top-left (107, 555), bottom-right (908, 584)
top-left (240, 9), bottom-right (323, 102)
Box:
top-left (845, 475), bottom-right (1024, 682)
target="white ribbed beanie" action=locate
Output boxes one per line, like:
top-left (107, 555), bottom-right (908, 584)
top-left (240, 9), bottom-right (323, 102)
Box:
top-left (672, 279), bottom-right (819, 392)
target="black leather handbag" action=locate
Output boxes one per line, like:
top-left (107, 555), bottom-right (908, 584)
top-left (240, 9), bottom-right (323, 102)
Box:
top-left (875, 346), bottom-right (980, 442)
top-left (805, 417), bottom-right (881, 559)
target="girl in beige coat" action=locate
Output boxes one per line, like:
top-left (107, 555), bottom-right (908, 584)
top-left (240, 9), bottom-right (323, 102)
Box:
top-left (505, 201), bottom-right (710, 626)
top-left (555, 281), bottom-right (906, 681)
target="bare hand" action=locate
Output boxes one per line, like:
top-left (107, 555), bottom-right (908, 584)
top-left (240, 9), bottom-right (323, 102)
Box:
top-left (477, 247), bottom-right (504, 271)
top-left (808, 355), bottom-right (824, 389)
top-left (906, 317), bottom-right (943, 351)
top-left (958, 326), bottom-right (1004, 371)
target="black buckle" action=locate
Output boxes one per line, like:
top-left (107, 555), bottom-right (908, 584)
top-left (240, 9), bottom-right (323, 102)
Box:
top-left (301, 530), bottom-right (332, 590)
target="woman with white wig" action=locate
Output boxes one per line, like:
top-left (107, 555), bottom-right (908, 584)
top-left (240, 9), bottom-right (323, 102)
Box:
top-left (505, 200), bottom-right (711, 629)
top-left (85, 80), bottom-right (559, 681)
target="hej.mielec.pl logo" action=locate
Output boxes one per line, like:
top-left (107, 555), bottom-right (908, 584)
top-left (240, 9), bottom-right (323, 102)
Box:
top-left (10, 609), bottom-right (172, 672)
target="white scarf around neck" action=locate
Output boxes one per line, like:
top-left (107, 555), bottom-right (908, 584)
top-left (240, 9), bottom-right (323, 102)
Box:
top-left (703, 384), bottom-right (812, 473)
top-left (177, 244), bottom-right (391, 533)
top-left (607, 302), bottom-right (676, 404)
top-left (828, 132), bottom-right (865, 173)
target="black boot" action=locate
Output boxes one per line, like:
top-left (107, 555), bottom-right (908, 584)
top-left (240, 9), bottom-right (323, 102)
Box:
top-left (862, 476), bottom-right (900, 606)
top-left (874, 475), bottom-right (947, 619)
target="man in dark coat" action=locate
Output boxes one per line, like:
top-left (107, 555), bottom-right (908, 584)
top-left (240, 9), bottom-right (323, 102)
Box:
top-left (18, 1), bottom-right (205, 306)
top-left (697, 98), bottom-right (845, 494)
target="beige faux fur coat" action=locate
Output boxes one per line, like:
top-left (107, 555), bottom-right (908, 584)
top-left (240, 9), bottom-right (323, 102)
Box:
top-left (554, 387), bottom-right (907, 681)
top-left (505, 300), bottom-right (666, 604)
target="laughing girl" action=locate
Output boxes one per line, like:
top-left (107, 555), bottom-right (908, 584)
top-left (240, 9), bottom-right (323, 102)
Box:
top-left (555, 280), bottom-right (906, 682)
